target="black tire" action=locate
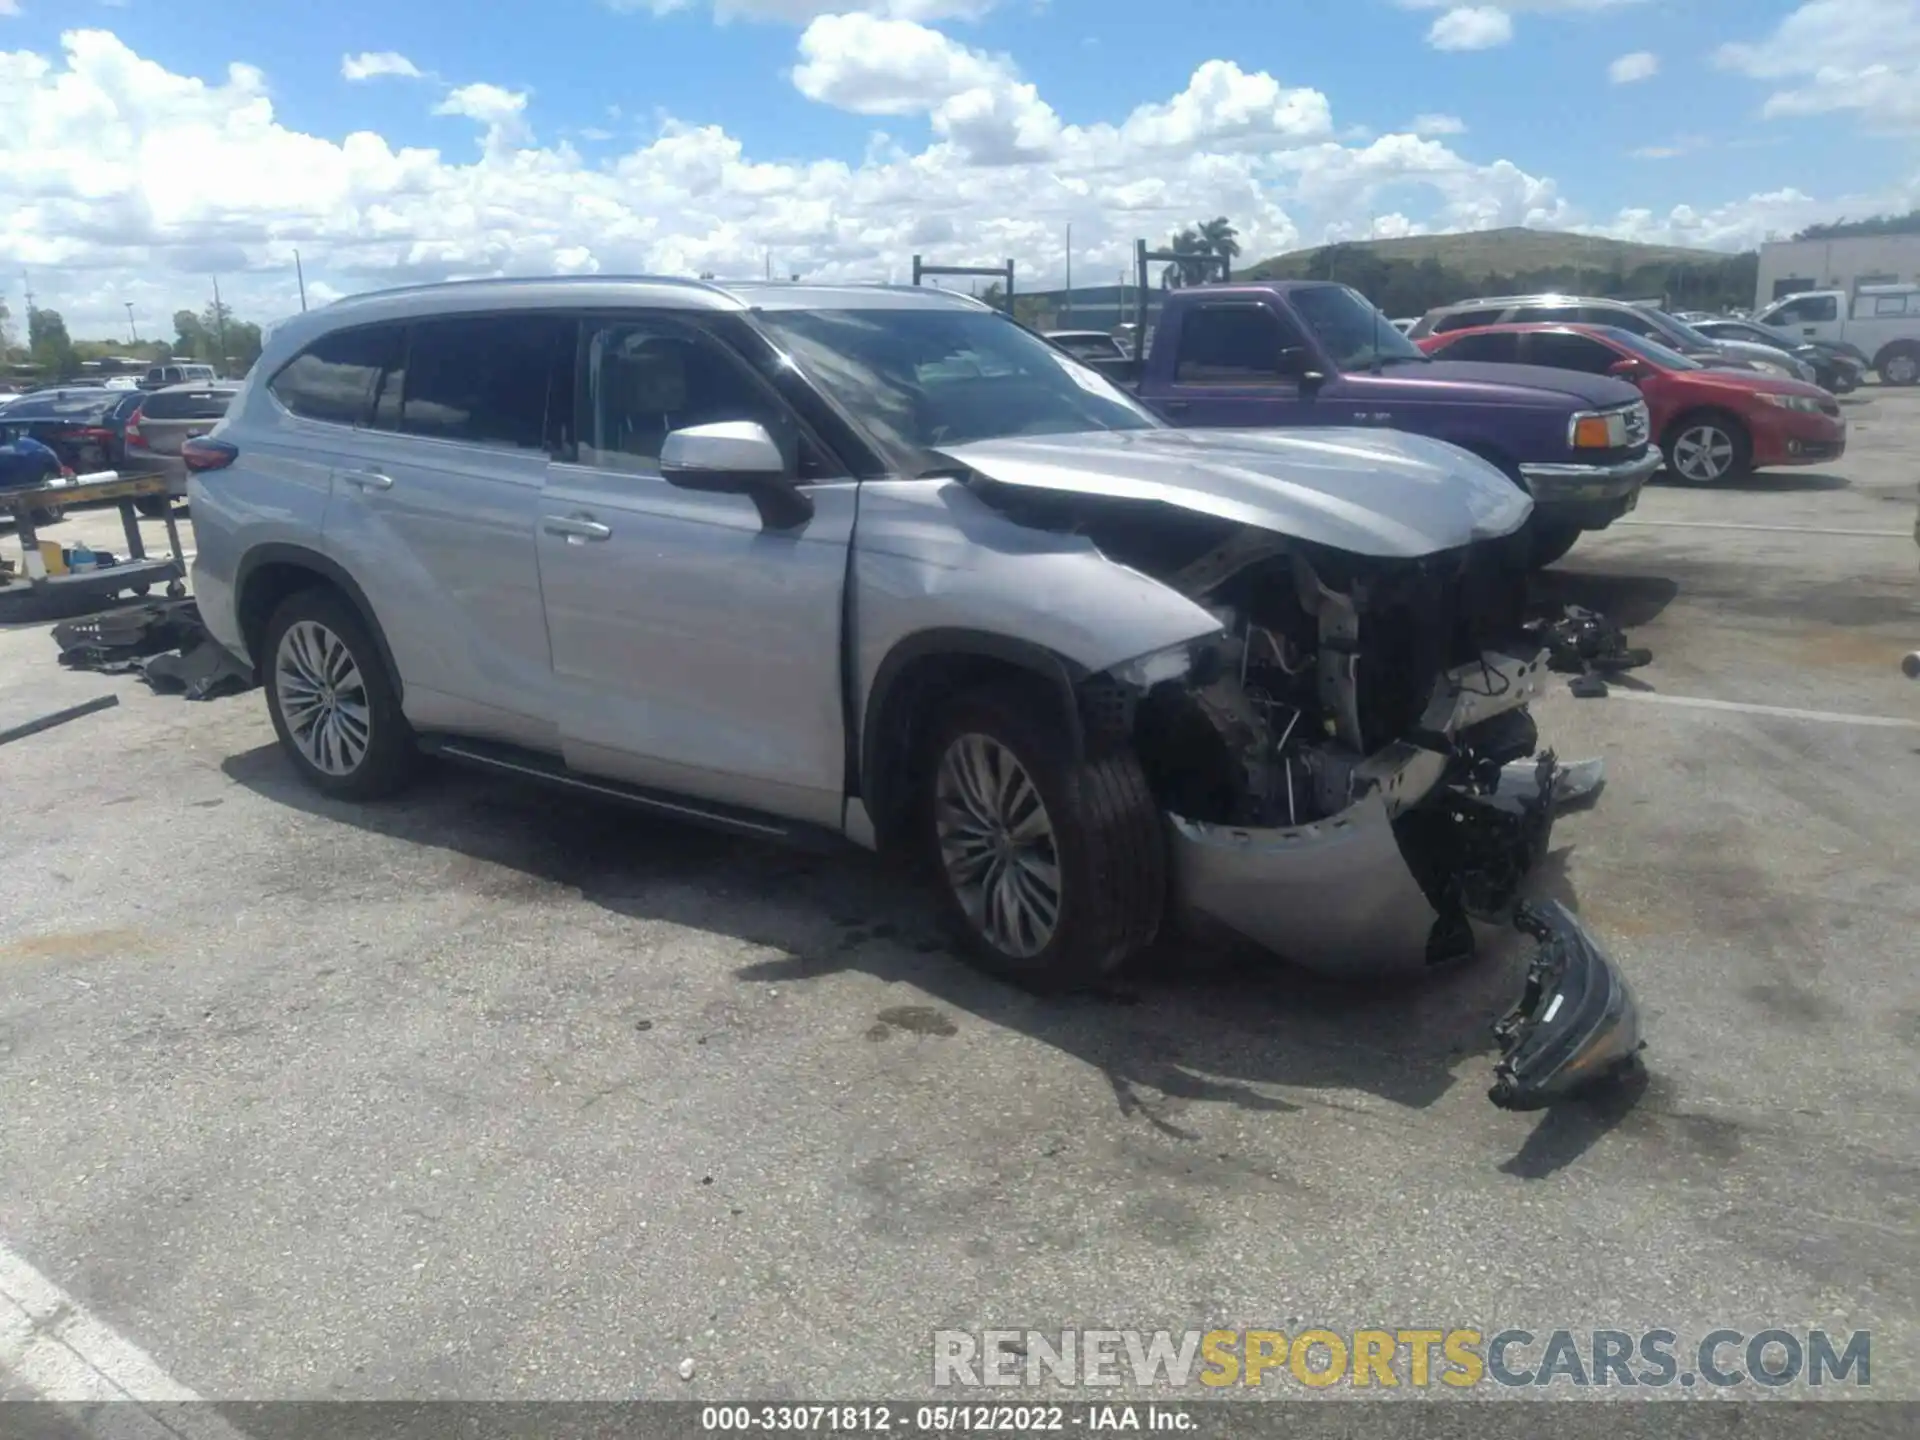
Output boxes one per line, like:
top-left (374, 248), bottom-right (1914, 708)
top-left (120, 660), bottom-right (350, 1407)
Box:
top-left (1875, 343), bottom-right (1920, 387)
top-left (1662, 410), bottom-right (1752, 485)
top-left (261, 586), bottom-right (417, 801)
top-left (135, 495), bottom-right (170, 519)
top-left (920, 679), bottom-right (1166, 993)
top-left (1527, 520), bottom-right (1583, 569)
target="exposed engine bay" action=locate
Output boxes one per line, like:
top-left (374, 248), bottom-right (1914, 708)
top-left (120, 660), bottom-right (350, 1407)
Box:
top-left (966, 477), bottom-right (1644, 1109)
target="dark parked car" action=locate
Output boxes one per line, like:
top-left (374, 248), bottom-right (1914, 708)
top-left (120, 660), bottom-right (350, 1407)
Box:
top-left (1686, 317), bottom-right (1867, 394)
top-left (1112, 281), bottom-right (1658, 566)
top-left (0, 388), bottom-right (144, 478)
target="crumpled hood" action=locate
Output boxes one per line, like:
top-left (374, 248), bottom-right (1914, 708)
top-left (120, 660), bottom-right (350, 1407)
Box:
top-left (934, 426), bottom-right (1534, 559)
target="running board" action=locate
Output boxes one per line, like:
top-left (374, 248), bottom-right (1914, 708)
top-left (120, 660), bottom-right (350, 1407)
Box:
top-left (418, 735), bottom-right (848, 851)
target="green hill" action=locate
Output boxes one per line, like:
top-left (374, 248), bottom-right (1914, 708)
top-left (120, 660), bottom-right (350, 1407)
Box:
top-left (1243, 227), bottom-right (1734, 283)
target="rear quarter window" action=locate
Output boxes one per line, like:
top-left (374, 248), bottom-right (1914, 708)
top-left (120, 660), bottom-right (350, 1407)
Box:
top-left (270, 325), bottom-right (406, 425)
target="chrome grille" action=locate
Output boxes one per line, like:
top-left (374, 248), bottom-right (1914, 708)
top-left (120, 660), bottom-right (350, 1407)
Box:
top-left (1622, 400), bottom-right (1650, 447)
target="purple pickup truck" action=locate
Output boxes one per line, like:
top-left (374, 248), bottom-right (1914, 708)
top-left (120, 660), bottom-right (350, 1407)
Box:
top-left (1097, 281), bottom-right (1660, 566)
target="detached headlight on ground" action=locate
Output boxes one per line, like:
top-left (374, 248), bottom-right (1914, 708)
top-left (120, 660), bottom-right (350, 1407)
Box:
top-left (1760, 393), bottom-right (1826, 413)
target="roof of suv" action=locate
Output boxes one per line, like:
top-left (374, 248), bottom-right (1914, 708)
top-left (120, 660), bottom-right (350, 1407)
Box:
top-left (254, 275), bottom-right (995, 368)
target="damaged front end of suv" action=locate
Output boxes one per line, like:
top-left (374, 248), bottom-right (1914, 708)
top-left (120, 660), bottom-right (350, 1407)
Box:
top-left (940, 427), bottom-right (1644, 1110)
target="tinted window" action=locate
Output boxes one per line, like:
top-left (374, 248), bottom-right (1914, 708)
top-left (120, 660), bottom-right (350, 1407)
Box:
top-left (1173, 305), bottom-right (1296, 382)
top-left (141, 388), bottom-right (238, 421)
top-left (1773, 294), bottom-right (1838, 324)
top-left (1431, 308), bottom-right (1503, 334)
top-left (1585, 305), bottom-right (1656, 336)
top-left (1517, 304), bottom-right (1585, 324)
top-left (271, 325), bottom-right (405, 425)
top-left (401, 315), bottom-right (568, 450)
top-left (1527, 332), bottom-right (1620, 375)
top-left (1434, 332), bottom-right (1521, 363)
top-left (1593, 327), bottom-right (1700, 371)
top-left (581, 318), bottom-right (802, 474)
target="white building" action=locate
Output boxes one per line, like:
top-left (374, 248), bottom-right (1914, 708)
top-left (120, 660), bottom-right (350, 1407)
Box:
top-left (1756, 234), bottom-right (1920, 308)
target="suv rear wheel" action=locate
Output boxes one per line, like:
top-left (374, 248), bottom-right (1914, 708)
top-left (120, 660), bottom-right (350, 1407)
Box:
top-left (262, 587), bottom-right (417, 800)
top-left (921, 680), bottom-right (1166, 992)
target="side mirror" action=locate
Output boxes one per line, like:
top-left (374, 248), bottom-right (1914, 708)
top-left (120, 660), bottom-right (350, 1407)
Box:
top-left (659, 420), bottom-right (813, 529)
top-left (1277, 346), bottom-right (1327, 388)
top-left (1608, 358), bottom-right (1648, 381)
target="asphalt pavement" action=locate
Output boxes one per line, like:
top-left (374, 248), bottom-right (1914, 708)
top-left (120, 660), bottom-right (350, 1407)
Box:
top-left (1, 390), bottom-right (1916, 1406)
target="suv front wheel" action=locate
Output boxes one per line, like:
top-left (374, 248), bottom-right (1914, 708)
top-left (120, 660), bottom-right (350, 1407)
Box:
top-left (262, 587), bottom-right (417, 800)
top-left (922, 681), bottom-right (1166, 992)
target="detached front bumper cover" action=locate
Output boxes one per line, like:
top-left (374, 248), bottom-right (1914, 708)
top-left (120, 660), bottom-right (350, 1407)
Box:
top-left (1489, 899), bottom-right (1644, 1110)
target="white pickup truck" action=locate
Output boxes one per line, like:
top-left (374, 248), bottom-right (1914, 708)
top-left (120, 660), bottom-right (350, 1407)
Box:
top-left (1755, 285), bottom-right (1920, 386)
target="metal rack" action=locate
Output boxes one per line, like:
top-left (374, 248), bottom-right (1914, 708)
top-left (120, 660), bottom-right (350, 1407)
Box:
top-left (0, 472), bottom-right (188, 616)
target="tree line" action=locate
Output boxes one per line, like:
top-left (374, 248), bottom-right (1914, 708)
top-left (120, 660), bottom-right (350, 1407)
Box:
top-left (2, 301), bottom-right (265, 381)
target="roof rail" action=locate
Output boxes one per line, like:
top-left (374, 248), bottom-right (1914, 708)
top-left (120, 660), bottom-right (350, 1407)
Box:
top-left (321, 272), bottom-right (737, 309)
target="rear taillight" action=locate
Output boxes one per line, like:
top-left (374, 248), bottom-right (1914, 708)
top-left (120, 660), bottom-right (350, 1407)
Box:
top-left (78, 426), bottom-right (117, 444)
top-left (181, 436), bottom-right (237, 472)
top-left (125, 410), bottom-right (147, 448)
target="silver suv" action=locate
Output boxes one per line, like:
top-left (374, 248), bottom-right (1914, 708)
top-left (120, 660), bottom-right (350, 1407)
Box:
top-left (189, 277), bottom-right (1642, 1108)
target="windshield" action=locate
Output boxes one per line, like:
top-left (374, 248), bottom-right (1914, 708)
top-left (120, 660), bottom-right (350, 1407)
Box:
top-left (1644, 311), bottom-right (1723, 352)
top-left (1596, 327), bottom-right (1702, 371)
top-left (753, 308), bottom-right (1159, 468)
top-left (1289, 284), bottom-right (1428, 368)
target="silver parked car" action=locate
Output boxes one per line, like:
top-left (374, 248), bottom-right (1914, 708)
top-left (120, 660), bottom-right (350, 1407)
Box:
top-left (188, 277), bottom-right (1642, 1109)
top-left (125, 381), bottom-right (242, 514)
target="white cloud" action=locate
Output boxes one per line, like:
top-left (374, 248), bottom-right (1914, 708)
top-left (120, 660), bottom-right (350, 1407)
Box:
top-left (1608, 50), bottom-right (1658, 84)
top-left (432, 81), bottom-right (533, 146)
top-left (341, 51), bottom-right (423, 82)
top-left (1400, 0), bottom-right (1650, 50)
top-left (1716, 0), bottom-right (1920, 133)
top-left (1, 27), bottom-right (1911, 338)
top-left (605, 0), bottom-right (998, 20)
top-left (1425, 7), bottom-right (1514, 50)
top-left (1411, 112), bottom-right (1466, 135)
top-left (1, 1), bottom-right (22, 18)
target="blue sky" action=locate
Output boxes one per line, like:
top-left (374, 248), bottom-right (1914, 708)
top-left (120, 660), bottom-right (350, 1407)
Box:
top-left (3, 0), bottom-right (1916, 334)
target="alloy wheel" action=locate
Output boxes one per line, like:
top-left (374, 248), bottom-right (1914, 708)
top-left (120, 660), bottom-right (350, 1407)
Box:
top-left (1671, 424), bottom-right (1736, 483)
top-left (934, 732), bottom-right (1062, 959)
top-left (1884, 353), bottom-right (1919, 386)
top-left (274, 619), bottom-right (372, 775)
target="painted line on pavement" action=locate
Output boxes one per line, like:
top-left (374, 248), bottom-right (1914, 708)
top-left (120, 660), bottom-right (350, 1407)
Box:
top-left (1611, 691), bottom-right (1920, 730)
top-left (0, 1238), bottom-right (252, 1440)
top-left (1611, 519), bottom-right (1908, 537)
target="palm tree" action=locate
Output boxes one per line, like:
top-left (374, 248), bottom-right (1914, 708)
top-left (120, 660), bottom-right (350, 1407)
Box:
top-left (1163, 227), bottom-right (1211, 288)
top-left (1198, 216), bottom-right (1241, 278)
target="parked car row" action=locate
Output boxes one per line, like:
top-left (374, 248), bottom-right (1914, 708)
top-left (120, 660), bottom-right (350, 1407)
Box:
top-left (0, 378), bottom-right (241, 516)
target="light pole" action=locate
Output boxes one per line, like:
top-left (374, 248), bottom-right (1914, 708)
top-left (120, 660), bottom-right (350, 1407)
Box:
top-left (125, 302), bottom-right (138, 343)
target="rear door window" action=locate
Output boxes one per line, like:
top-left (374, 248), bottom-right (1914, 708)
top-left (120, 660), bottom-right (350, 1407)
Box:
top-left (399, 315), bottom-right (571, 451)
top-left (1430, 308), bottom-right (1504, 335)
top-left (1525, 331), bottom-right (1621, 375)
top-left (1516, 303), bottom-right (1585, 325)
top-left (1172, 304), bottom-right (1298, 383)
top-left (1433, 331), bottom-right (1521, 363)
top-left (271, 325), bottom-right (406, 426)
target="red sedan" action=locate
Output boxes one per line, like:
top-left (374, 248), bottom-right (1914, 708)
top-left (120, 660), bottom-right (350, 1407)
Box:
top-left (1416, 322), bottom-right (1846, 484)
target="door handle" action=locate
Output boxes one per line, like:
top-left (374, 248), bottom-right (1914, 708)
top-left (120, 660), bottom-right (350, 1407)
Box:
top-left (1161, 399), bottom-right (1190, 415)
top-left (543, 515), bottom-right (612, 543)
top-left (340, 470), bottom-right (393, 490)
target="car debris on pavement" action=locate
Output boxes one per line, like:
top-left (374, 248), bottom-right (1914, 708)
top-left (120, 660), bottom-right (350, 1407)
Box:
top-left (51, 599), bottom-right (257, 701)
